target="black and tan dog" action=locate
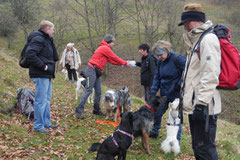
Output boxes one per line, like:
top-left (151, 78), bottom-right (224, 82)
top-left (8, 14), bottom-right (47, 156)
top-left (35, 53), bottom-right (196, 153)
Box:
top-left (89, 112), bottom-right (134, 160)
top-left (132, 95), bottom-right (167, 155)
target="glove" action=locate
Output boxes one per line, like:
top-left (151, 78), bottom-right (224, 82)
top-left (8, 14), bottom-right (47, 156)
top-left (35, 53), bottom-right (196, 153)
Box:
top-left (136, 62), bottom-right (141, 67)
top-left (192, 104), bottom-right (206, 121)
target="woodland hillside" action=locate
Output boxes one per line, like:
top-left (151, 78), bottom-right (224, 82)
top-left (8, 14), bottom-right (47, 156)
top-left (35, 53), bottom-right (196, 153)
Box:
top-left (0, 0), bottom-right (240, 159)
top-left (0, 48), bottom-right (239, 159)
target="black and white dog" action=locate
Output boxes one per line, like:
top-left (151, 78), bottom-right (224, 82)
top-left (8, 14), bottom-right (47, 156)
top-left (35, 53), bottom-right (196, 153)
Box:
top-left (161, 98), bottom-right (181, 155)
top-left (75, 71), bottom-right (94, 104)
top-left (102, 86), bottom-right (132, 121)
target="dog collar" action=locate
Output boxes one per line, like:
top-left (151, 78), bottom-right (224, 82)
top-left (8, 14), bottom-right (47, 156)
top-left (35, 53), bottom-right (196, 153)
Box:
top-left (145, 104), bottom-right (155, 112)
top-left (167, 111), bottom-right (180, 126)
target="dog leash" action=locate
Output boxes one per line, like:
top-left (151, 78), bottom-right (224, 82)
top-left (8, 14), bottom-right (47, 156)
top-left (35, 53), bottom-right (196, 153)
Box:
top-left (94, 104), bottom-right (121, 132)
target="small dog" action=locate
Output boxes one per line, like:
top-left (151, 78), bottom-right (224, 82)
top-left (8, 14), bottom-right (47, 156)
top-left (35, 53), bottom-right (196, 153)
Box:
top-left (132, 96), bottom-right (167, 155)
top-left (161, 98), bottom-right (181, 156)
top-left (89, 112), bottom-right (134, 160)
top-left (102, 90), bottom-right (117, 121)
top-left (61, 69), bottom-right (68, 80)
top-left (75, 72), bottom-right (94, 104)
top-left (61, 68), bottom-right (79, 81)
top-left (102, 87), bottom-right (132, 121)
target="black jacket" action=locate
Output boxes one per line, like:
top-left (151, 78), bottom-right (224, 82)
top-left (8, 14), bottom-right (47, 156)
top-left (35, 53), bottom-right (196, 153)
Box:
top-left (136, 51), bottom-right (156, 86)
top-left (26, 30), bottom-right (59, 78)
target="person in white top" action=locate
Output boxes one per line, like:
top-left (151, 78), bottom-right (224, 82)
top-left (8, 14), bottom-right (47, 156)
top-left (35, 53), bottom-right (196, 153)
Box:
top-left (60, 43), bottom-right (81, 83)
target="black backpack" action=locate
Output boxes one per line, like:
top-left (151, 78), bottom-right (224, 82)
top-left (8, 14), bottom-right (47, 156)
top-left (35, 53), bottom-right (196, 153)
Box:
top-left (19, 35), bottom-right (46, 68)
top-left (19, 43), bottom-right (30, 68)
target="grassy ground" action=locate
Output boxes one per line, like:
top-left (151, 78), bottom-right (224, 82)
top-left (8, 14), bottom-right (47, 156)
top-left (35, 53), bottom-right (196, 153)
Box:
top-left (0, 50), bottom-right (240, 159)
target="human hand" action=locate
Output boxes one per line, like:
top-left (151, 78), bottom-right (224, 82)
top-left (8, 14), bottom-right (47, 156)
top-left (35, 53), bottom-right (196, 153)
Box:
top-left (192, 104), bottom-right (206, 121)
top-left (126, 61), bottom-right (131, 67)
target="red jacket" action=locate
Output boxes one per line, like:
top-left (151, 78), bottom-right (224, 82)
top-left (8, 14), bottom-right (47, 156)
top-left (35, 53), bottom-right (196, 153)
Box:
top-left (88, 40), bottom-right (127, 71)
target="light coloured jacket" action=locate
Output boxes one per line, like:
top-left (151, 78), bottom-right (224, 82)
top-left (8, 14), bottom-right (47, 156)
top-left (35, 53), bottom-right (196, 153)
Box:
top-left (182, 20), bottom-right (221, 115)
top-left (60, 47), bottom-right (81, 70)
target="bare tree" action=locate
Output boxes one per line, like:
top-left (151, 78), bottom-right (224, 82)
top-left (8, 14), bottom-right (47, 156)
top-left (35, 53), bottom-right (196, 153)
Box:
top-left (0, 13), bottom-right (18, 48)
top-left (9, 0), bottom-right (41, 39)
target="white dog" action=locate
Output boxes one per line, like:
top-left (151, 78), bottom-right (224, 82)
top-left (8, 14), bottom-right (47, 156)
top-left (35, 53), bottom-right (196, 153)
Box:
top-left (61, 69), bottom-right (79, 81)
top-left (75, 77), bottom-right (94, 104)
top-left (61, 69), bottom-right (68, 80)
top-left (161, 98), bottom-right (181, 156)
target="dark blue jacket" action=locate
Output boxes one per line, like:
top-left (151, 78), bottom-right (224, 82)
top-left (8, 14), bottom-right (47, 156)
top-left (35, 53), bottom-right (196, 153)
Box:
top-left (150, 52), bottom-right (186, 101)
top-left (26, 30), bottom-right (59, 78)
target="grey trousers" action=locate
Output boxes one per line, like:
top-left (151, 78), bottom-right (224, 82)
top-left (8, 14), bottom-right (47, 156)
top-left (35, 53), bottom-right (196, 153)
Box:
top-left (75, 65), bottom-right (102, 113)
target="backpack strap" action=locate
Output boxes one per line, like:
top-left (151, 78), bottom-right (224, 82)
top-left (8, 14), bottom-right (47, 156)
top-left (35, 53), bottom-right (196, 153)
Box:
top-left (173, 53), bottom-right (181, 75)
top-left (194, 26), bottom-right (214, 60)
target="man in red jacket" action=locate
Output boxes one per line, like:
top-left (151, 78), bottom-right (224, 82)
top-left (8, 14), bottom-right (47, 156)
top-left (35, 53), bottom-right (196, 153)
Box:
top-left (75, 34), bottom-right (131, 119)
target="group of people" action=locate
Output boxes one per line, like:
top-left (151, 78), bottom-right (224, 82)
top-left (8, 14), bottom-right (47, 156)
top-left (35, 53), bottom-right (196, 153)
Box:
top-left (25, 3), bottom-right (221, 160)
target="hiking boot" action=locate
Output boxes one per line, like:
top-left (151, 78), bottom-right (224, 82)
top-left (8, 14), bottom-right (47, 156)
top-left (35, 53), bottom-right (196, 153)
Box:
top-left (93, 110), bottom-right (106, 116)
top-left (47, 125), bottom-right (58, 129)
top-left (34, 128), bottom-right (50, 134)
top-left (75, 110), bottom-right (84, 119)
top-left (149, 132), bottom-right (158, 139)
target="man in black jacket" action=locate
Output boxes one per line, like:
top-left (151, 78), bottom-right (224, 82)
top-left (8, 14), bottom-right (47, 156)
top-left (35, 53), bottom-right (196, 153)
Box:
top-left (136, 44), bottom-right (157, 103)
top-left (26, 20), bottom-right (59, 134)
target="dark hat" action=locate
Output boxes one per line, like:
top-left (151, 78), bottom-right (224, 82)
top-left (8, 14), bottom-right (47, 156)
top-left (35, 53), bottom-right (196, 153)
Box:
top-left (178, 11), bottom-right (205, 26)
top-left (104, 34), bottom-right (116, 44)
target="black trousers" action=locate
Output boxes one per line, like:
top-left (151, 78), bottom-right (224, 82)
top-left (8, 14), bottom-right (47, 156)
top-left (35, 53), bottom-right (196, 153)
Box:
top-left (65, 63), bottom-right (77, 81)
top-left (188, 114), bottom-right (218, 160)
top-left (144, 85), bottom-right (151, 103)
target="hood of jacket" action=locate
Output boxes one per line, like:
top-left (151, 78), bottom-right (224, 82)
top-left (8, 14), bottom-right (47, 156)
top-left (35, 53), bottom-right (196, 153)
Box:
top-left (99, 40), bottom-right (111, 48)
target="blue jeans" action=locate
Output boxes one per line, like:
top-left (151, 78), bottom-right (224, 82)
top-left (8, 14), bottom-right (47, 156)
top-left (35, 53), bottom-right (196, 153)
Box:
top-left (32, 78), bottom-right (52, 130)
top-left (151, 101), bottom-right (182, 141)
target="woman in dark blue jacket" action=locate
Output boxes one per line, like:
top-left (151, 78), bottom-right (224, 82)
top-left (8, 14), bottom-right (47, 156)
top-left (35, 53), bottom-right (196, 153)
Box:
top-left (149, 40), bottom-right (186, 140)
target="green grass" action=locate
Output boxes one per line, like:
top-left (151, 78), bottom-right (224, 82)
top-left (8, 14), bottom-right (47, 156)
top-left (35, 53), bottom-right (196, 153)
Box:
top-left (1, 48), bottom-right (240, 159)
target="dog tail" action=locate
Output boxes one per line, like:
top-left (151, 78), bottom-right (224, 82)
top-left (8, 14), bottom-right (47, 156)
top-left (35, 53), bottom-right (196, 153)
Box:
top-left (88, 143), bottom-right (101, 152)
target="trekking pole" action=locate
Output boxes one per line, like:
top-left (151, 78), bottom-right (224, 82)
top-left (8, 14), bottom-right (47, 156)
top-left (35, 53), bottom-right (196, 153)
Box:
top-left (205, 105), bottom-right (209, 132)
top-left (179, 96), bottom-right (183, 124)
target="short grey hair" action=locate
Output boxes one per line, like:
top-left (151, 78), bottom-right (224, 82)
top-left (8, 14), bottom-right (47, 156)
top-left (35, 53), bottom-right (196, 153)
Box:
top-left (104, 34), bottom-right (116, 43)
